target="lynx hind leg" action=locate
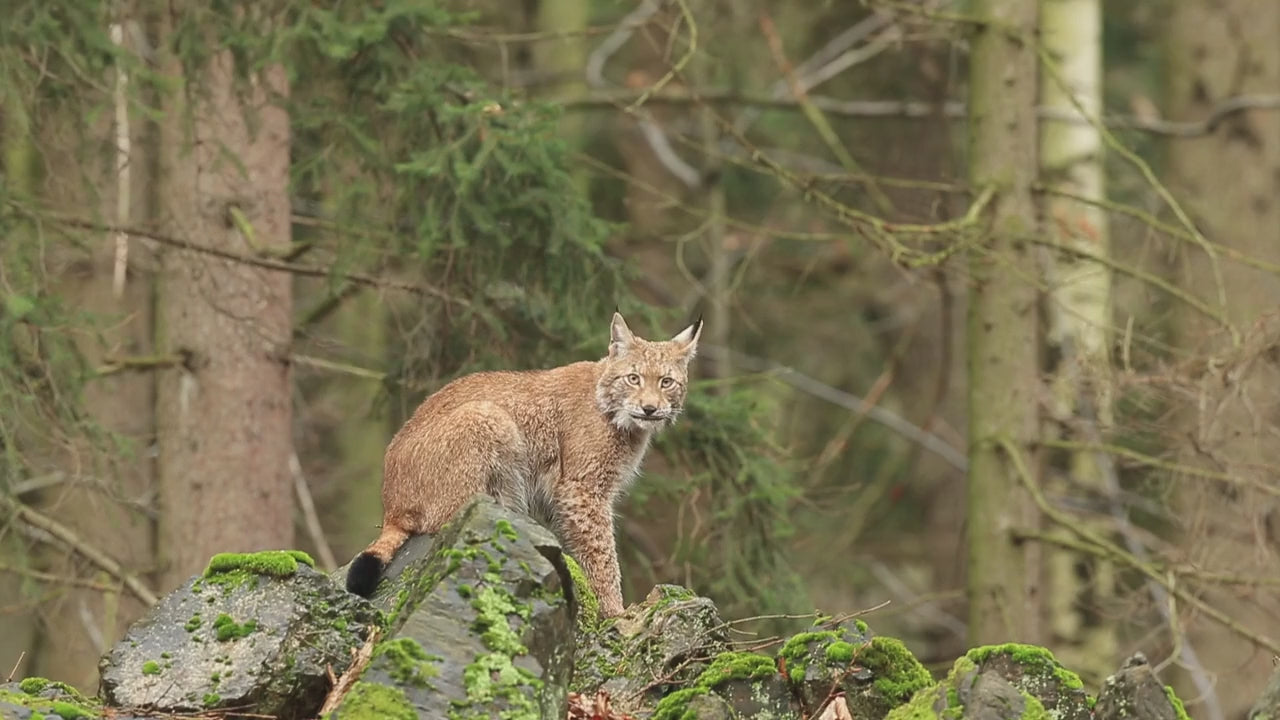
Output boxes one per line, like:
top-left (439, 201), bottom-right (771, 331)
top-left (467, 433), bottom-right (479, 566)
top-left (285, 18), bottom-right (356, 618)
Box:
top-left (430, 401), bottom-right (531, 526)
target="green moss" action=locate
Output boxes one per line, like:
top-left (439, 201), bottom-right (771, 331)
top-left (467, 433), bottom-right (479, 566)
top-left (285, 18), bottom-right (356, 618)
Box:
top-left (862, 637), bottom-right (933, 703)
top-left (650, 687), bottom-right (710, 720)
top-left (203, 693), bottom-right (221, 708)
top-left (470, 585), bottom-right (529, 655)
top-left (885, 685), bottom-right (942, 720)
top-left (212, 613), bottom-right (258, 641)
top-left (19, 678), bottom-right (50, 695)
top-left (373, 637), bottom-right (443, 688)
top-left (825, 641), bottom-right (856, 664)
top-left (334, 681), bottom-right (416, 720)
top-left (141, 661), bottom-right (161, 676)
top-left (965, 643), bottom-right (1084, 691)
top-left (203, 549), bottom-right (314, 579)
top-left (563, 554), bottom-right (600, 628)
top-left (494, 519), bottom-right (518, 541)
top-left (694, 652), bottom-right (777, 689)
top-left (778, 630), bottom-right (842, 666)
top-left (854, 619), bottom-right (869, 634)
top-left (1019, 690), bottom-right (1050, 720)
top-left (184, 614), bottom-right (202, 632)
top-left (1165, 686), bottom-right (1191, 720)
top-left (49, 702), bottom-right (93, 719)
top-left (4, 681), bottom-right (100, 720)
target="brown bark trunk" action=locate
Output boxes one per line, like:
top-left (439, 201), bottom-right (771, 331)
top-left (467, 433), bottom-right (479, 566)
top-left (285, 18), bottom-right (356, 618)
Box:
top-left (964, 0), bottom-right (1042, 645)
top-left (155, 14), bottom-right (295, 590)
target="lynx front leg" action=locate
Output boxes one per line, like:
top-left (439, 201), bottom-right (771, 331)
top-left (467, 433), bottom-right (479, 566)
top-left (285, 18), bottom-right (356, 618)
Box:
top-left (556, 491), bottom-right (625, 617)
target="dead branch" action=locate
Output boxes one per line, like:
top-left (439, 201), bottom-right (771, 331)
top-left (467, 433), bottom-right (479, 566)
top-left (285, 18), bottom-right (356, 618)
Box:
top-left (291, 452), bottom-right (338, 572)
top-left (2, 495), bottom-right (158, 606)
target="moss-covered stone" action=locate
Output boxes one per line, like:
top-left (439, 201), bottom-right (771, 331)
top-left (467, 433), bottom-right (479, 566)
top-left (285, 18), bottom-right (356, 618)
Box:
top-left (141, 661), bottom-right (161, 676)
top-left (331, 681), bottom-right (417, 720)
top-left (204, 550), bottom-right (315, 578)
top-left (1, 680), bottom-right (101, 720)
top-left (100, 563), bottom-right (378, 720)
top-left (212, 612), bottom-right (258, 641)
top-left (964, 643), bottom-right (1091, 720)
top-left (372, 638), bottom-right (442, 689)
top-left (966, 644), bottom-right (1084, 691)
top-left (562, 553), bottom-right (600, 629)
top-left (651, 687), bottom-right (711, 720)
top-left (863, 637), bottom-right (934, 703)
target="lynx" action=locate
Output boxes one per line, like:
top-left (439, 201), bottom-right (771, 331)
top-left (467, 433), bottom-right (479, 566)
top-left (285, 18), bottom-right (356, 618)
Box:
top-left (345, 312), bottom-right (703, 617)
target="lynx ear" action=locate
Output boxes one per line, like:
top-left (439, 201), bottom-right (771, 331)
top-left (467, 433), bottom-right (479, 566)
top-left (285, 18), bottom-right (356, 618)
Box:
top-left (610, 312), bottom-right (635, 357)
top-left (670, 316), bottom-right (703, 360)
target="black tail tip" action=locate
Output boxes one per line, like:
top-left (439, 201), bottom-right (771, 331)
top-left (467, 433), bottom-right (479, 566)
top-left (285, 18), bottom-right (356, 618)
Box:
top-left (345, 552), bottom-right (383, 597)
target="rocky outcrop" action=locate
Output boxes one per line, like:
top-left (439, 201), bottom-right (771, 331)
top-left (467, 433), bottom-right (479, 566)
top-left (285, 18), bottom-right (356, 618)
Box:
top-left (98, 549), bottom-right (378, 719)
top-left (4, 497), bottom-right (1233, 720)
top-left (1094, 653), bottom-right (1191, 720)
top-left (326, 498), bottom-right (574, 719)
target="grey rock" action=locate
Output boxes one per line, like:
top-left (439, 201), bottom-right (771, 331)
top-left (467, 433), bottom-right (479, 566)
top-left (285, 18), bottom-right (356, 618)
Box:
top-left (0, 680), bottom-right (101, 720)
top-left (1095, 653), bottom-right (1184, 720)
top-left (963, 645), bottom-right (1090, 720)
top-left (328, 497), bottom-right (575, 720)
top-left (98, 561), bottom-right (378, 719)
top-left (574, 585), bottom-right (730, 716)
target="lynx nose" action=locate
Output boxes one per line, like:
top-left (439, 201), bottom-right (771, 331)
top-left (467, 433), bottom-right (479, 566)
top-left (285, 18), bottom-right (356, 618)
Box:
top-left (642, 404), bottom-right (658, 416)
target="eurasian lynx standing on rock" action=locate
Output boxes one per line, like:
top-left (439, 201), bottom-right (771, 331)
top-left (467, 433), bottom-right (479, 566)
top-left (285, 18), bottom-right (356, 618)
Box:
top-left (346, 312), bottom-right (702, 617)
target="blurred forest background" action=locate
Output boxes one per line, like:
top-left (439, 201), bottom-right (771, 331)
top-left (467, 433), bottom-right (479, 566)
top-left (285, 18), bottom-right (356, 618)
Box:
top-left (1, 0), bottom-right (1278, 718)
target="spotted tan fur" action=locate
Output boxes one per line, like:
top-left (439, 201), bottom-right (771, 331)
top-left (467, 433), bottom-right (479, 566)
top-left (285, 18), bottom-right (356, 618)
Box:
top-left (346, 312), bottom-right (702, 617)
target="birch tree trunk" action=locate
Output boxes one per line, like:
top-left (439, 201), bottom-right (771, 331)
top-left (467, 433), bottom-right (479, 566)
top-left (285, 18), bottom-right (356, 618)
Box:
top-left (965, 0), bottom-right (1042, 645)
top-left (1038, 0), bottom-right (1116, 677)
top-left (155, 8), bottom-right (295, 590)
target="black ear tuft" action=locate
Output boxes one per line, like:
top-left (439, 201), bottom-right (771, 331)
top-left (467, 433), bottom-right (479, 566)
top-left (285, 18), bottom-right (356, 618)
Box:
top-left (345, 552), bottom-right (383, 597)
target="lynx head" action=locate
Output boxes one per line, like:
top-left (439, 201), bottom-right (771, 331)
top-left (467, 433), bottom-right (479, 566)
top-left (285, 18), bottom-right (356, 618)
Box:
top-left (596, 312), bottom-right (703, 432)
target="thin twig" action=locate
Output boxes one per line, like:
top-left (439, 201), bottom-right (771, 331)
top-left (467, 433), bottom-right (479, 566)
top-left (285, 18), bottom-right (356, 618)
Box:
top-left (21, 209), bottom-right (468, 308)
top-left (6, 652), bottom-right (24, 683)
top-left (699, 344), bottom-right (968, 472)
top-left (291, 452), bottom-right (338, 572)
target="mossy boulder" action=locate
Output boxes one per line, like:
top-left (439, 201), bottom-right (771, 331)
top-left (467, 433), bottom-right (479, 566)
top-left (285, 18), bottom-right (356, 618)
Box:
top-left (0, 680), bottom-right (102, 720)
top-left (98, 550), bottom-right (378, 719)
top-left (962, 644), bottom-right (1090, 720)
top-left (1094, 653), bottom-right (1189, 720)
top-left (572, 583), bottom-right (731, 716)
top-left (327, 497), bottom-right (575, 720)
top-left (776, 621), bottom-right (932, 719)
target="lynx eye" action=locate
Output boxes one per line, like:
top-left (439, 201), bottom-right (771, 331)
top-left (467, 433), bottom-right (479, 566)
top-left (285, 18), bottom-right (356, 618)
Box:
top-left (659, 376), bottom-right (675, 389)
top-left (626, 373), bottom-right (641, 385)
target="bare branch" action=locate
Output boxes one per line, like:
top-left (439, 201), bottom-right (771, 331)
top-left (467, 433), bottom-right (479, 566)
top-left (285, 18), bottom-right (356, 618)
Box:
top-left (561, 89), bottom-right (1280, 138)
top-left (291, 452), bottom-right (338, 573)
top-left (700, 344), bottom-right (968, 472)
top-left (3, 495), bottom-right (158, 606)
top-left (26, 210), bottom-right (469, 307)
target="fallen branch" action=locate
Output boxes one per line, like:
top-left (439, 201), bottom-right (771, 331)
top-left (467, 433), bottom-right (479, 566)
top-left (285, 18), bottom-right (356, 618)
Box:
top-left (318, 626), bottom-right (382, 716)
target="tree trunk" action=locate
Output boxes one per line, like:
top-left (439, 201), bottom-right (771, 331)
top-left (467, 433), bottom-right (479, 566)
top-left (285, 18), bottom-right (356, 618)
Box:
top-left (1038, 0), bottom-right (1116, 678)
top-left (1165, 1), bottom-right (1280, 717)
top-left (154, 10), bottom-right (295, 590)
top-left (965, 0), bottom-right (1042, 645)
